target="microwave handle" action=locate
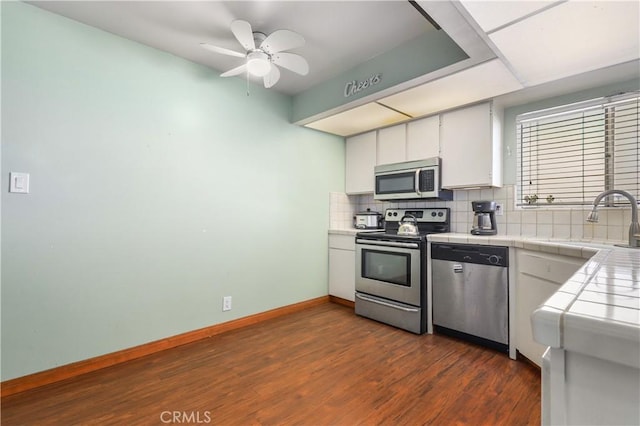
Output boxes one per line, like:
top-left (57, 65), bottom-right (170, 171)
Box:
top-left (414, 169), bottom-right (422, 195)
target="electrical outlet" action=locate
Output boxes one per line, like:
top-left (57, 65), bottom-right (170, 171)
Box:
top-left (495, 203), bottom-right (504, 216)
top-left (222, 296), bottom-right (232, 311)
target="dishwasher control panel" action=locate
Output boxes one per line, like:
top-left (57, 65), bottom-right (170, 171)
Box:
top-left (430, 243), bottom-right (508, 267)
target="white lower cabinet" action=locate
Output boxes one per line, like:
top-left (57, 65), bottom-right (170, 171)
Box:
top-left (328, 234), bottom-right (356, 302)
top-left (543, 347), bottom-right (640, 425)
top-left (515, 250), bottom-right (585, 366)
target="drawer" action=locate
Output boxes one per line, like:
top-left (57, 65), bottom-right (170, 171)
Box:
top-left (329, 234), bottom-right (355, 251)
top-left (518, 251), bottom-right (585, 284)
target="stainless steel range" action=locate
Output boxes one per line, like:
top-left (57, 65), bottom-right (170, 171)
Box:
top-left (354, 208), bottom-right (450, 334)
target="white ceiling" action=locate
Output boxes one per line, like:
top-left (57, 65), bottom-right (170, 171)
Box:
top-left (459, 0), bottom-right (556, 33)
top-left (27, 0), bottom-right (640, 137)
top-left (28, 0), bottom-right (437, 96)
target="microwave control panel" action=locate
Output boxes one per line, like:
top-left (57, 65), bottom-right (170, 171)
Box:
top-left (419, 169), bottom-right (435, 191)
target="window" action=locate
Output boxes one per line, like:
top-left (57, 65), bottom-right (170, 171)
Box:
top-left (516, 92), bottom-right (639, 207)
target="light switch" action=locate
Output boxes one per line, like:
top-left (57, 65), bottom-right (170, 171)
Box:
top-left (9, 172), bottom-right (30, 194)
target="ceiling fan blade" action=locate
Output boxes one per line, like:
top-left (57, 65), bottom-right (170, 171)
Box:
top-left (260, 30), bottom-right (305, 54)
top-left (272, 52), bottom-right (309, 76)
top-left (263, 65), bottom-right (281, 88)
top-left (200, 43), bottom-right (245, 58)
top-left (220, 64), bottom-right (247, 77)
top-left (230, 20), bottom-right (255, 51)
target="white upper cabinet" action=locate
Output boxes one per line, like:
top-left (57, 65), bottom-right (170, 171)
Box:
top-left (345, 131), bottom-right (377, 194)
top-left (376, 124), bottom-right (407, 166)
top-left (345, 102), bottom-right (501, 194)
top-left (407, 115), bottom-right (440, 161)
top-left (377, 118), bottom-right (440, 165)
top-left (440, 102), bottom-right (502, 188)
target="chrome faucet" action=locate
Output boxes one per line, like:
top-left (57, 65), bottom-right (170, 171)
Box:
top-left (586, 189), bottom-right (640, 248)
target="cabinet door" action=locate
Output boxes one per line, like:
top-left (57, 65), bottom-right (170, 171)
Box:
top-left (329, 248), bottom-right (355, 301)
top-left (377, 124), bottom-right (407, 165)
top-left (345, 131), bottom-right (377, 194)
top-left (515, 250), bottom-right (585, 366)
top-left (406, 116), bottom-right (439, 161)
top-left (440, 102), bottom-right (494, 188)
top-left (516, 273), bottom-right (562, 366)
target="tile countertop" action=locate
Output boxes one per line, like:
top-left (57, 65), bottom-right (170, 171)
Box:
top-left (427, 233), bottom-right (640, 369)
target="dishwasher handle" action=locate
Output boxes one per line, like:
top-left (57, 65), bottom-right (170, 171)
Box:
top-left (431, 259), bottom-right (466, 273)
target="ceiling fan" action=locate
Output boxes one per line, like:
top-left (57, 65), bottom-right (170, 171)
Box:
top-left (201, 20), bottom-right (309, 89)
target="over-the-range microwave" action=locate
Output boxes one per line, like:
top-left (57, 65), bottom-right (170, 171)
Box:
top-left (374, 158), bottom-right (453, 201)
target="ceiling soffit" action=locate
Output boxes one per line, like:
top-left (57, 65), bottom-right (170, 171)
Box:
top-left (303, 0), bottom-right (640, 137)
top-left (299, 0), bottom-right (499, 135)
top-left (292, 29), bottom-right (469, 125)
top-left (379, 59), bottom-right (522, 118)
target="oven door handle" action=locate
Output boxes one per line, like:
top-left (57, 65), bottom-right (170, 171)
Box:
top-left (356, 294), bottom-right (420, 313)
top-left (355, 239), bottom-right (420, 249)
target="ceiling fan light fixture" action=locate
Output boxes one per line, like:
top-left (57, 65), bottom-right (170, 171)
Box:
top-left (246, 51), bottom-right (271, 77)
top-left (201, 20), bottom-right (308, 89)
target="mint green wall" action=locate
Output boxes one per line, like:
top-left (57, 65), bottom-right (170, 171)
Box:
top-left (1, 2), bottom-right (344, 381)
top-left (292, 30), bottom-right (468, 123)
top-left (502, 78), bottom-right (640, 185)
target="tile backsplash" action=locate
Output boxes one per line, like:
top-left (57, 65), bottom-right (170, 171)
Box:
top-left (329, 192), bottom-right (358, 230)
top-left (329, 186), bottom-right (634, 245)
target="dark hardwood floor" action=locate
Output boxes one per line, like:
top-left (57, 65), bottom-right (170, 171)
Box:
top-left (1, 303), bottom-right (540, 425)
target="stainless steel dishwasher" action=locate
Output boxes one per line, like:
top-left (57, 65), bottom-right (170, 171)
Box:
top-left (431, 243), bottom-right (509, 353)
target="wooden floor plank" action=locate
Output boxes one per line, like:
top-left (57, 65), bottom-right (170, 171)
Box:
top-left (1, 303), bottom-right (540, 425)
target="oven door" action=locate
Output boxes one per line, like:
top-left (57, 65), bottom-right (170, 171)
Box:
top-left (355, 239), bottom-right (421, 306)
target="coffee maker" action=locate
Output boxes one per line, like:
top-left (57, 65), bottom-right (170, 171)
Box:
top-left (471, 201), bottom-right (497, 235)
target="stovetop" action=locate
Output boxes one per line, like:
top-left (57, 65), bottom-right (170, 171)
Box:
top-left (356, 208), bottom-right (450, 241)
top-left (355, 230), bottom-right (430, 242)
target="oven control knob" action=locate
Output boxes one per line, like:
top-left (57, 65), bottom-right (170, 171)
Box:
top-left (431, 212), bottom-right (437, 217)
top-left (438, 211), bottom-right (444, 217)
top-left (393, 212), bottom-right (398, 216)
top-left (387, 212), bottom-right (392, 216)
top-left (488, 255), bottom-right (501, 265)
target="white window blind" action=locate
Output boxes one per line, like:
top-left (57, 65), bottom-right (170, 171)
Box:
top-left (516, 92), bottom-right (639, 207)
